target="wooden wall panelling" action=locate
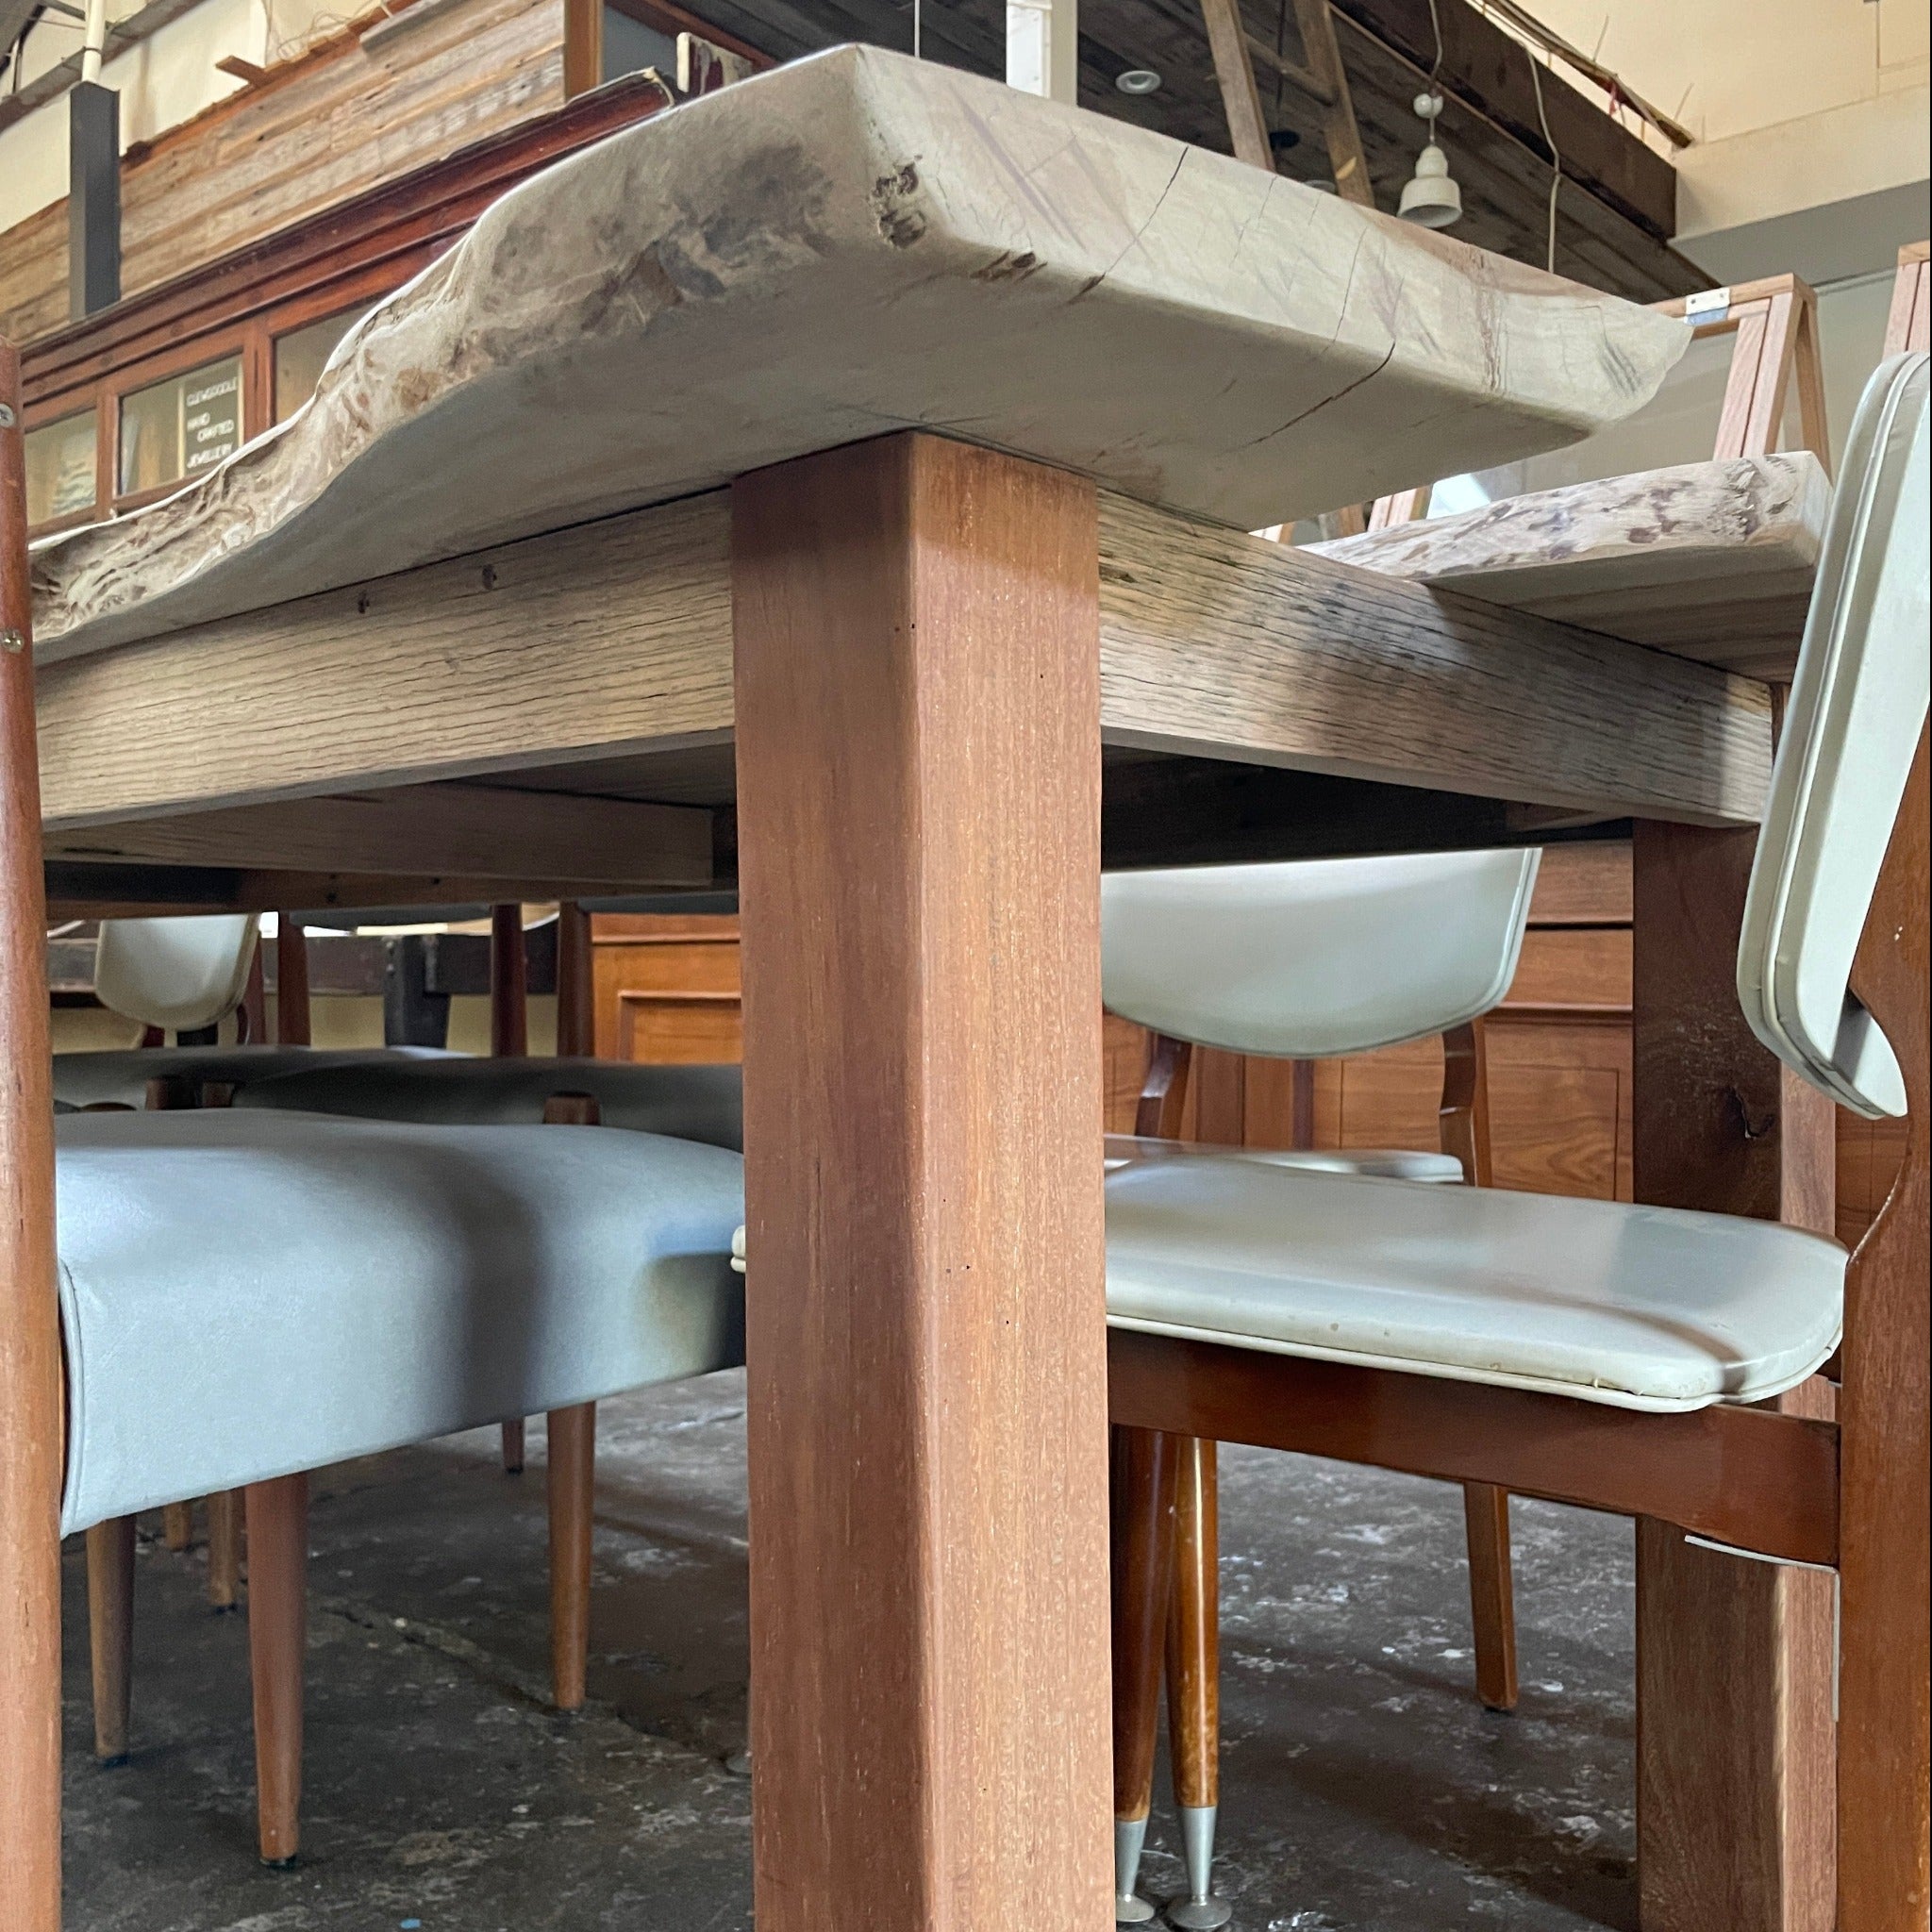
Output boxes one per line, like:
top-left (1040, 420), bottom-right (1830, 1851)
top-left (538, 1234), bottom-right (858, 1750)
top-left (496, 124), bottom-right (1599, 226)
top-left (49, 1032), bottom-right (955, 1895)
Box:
top-left (21, 72), bottom-right (674, 415)
top-left (1, 0), bottom-right (570, 346)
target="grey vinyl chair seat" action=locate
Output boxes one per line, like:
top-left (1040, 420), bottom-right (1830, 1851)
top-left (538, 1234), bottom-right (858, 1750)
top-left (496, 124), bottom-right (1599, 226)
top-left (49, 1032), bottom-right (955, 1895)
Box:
top-left (52, 1045), bottom-right (460, 1110)
top-left (237, 1056), bottom-right (744, 1151)
top-left (1106, 1133), bottom-right (1464, 1184)
top-left (1102, 1145), bottom-right (1844, 1414)
top-left (55, 1108), bottom-right (744, 1536)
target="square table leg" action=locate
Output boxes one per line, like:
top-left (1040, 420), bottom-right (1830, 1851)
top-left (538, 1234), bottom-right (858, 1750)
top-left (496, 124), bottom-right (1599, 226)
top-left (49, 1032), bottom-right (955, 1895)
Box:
top-left (732, 432), bottom-right (1114, 1930)
top-left (0, 342), bottom-right (64, 1932)
top-left (1632, 819), bottom-right (1837, 1932)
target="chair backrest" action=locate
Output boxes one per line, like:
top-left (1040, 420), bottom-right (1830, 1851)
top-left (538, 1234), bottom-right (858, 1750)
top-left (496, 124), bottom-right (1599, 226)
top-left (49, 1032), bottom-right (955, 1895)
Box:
top-left (92, 915), bottom-right (259, 1032)
top-left (1739, 352), bottom-right (1929, 1120)
top-left (1100, 847), bottom-right (1541, 1059)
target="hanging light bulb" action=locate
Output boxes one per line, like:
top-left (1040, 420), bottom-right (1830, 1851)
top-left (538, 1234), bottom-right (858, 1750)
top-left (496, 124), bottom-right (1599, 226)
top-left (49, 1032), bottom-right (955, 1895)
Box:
top-left (1398, 92), bottom-right (1463, 229)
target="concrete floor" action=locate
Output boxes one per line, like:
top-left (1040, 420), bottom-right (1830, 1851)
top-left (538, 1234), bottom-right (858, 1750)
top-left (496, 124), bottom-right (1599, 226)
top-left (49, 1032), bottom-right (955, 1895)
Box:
top-left (62, 1370), bottom-right (1638, 1931)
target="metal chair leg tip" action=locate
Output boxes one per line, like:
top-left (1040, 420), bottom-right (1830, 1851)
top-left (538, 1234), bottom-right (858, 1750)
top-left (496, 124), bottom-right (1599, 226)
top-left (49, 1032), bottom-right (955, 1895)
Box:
top-left (1166, 1898), bottom-right (1234, 1929)
top-left (1115, 1895), bottom-right (1158, 1925)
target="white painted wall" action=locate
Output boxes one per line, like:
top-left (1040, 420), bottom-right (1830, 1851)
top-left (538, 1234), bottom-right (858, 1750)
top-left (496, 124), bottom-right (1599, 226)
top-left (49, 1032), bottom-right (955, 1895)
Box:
top-left (0, 0), bottom-right (353, 230)
top-left (1517, 0), bottom-right (1928, 282)
top-left (1522, 0), bottom-right (1925, 145)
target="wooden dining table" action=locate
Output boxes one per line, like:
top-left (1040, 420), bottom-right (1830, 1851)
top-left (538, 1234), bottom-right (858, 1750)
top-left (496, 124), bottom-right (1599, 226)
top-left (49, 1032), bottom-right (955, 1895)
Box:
top-left (2, 43), bottom-right (1842, 1932)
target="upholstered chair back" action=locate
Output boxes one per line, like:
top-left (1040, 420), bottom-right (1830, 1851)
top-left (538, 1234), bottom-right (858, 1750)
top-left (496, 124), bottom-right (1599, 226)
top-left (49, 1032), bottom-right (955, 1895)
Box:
top-left (92, 914), bottom-right (259, 1033)
top-left (1739, 352), bottom-right (1929, 1120)
top-left (1099, 846), bottom-right (1540, 1059)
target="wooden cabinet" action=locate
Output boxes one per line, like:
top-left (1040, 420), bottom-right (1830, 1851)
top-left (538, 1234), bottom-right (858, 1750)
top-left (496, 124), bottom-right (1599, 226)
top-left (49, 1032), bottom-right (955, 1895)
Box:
top-left (591, 914), bottom-right (742, 1063)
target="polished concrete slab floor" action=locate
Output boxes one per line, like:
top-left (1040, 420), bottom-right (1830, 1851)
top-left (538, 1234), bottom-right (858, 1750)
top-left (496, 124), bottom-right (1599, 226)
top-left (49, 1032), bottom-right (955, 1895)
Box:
top-left (62, 1370), bottom-right (1636, 1931)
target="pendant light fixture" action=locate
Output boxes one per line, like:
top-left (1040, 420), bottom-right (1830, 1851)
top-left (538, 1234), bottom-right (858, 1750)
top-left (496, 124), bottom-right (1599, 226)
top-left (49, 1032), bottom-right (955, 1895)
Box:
top-left (1398, 91), bottom-right (1463, 229)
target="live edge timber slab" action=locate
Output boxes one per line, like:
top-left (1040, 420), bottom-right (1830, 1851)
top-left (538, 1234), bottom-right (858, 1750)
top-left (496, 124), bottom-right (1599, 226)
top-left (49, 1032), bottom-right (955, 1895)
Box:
top-left (35, 489), bottom-right (1774, 841)
top-left (1311, 453), bottom-right (1831, 680)
top-left (28, 44), bottom-right (1683, 663)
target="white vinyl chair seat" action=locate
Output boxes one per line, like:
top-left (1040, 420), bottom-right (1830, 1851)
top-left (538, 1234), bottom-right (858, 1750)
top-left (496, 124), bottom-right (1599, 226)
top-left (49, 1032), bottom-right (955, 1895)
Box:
top-left (1104, 1150), bottom-right (1844, 1413)
top-left (52, 1045), bottom-right (459, 1110)
top-left (1107, 1133), bottom-right (1464, 1184)
top-left (237, 1056), bottom-right (743, 1151)
top-left (55, 1109), bottom-right (744, 1536)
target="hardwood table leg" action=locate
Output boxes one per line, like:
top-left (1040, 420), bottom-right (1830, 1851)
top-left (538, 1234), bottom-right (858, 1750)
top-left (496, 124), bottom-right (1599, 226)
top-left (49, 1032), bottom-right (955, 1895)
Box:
top-left (1632, 819), bottom-right (1837, 1932)
top-left (0, 340), bottom-right (63, 1932)
top-left (1836, 736), bottom-right (1929, 1928)
top-left (734, 432), bottom-right (1113, 1932)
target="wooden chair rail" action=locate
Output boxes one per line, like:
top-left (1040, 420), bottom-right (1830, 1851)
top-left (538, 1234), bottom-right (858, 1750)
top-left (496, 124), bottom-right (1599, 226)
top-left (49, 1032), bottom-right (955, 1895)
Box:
top-left (1108, 1328), bottom-right (1840, 1568)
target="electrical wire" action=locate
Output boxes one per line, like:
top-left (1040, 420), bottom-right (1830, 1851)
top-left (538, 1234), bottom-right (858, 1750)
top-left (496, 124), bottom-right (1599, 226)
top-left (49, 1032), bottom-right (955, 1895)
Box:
top-left (1526, 47), bottom-right (1561, 275)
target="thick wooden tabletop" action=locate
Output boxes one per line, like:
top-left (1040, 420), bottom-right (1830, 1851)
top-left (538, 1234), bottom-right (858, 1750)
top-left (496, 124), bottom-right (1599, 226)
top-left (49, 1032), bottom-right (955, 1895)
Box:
top-left (1312, 452), bottom-right (1830, 681)
top-left (30, 44), bottom-right (1682, 664)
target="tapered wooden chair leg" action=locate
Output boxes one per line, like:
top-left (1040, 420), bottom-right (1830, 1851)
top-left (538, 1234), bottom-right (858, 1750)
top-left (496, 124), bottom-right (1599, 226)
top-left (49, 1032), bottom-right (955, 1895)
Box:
top-left (1463, 1481), bottom-right (1519, 1712)
top-left (1165, 1436), bottom-right (1230, 1929)
top-left (86, 1516), bottom-right (137, 1766)
top-left (208, 1490), bottom-right (243, 1611)
top-left (491, 902), bottom-right (530, 1476)
top-left (162, 1499), bottom-right (195, 1551)
top-left (247, 1473), bottom-right (308, 1867)
top-left (548, 1402), bottom-right (596, 1710)
top-left (1111, 1424), bottom-right (1180, 1924)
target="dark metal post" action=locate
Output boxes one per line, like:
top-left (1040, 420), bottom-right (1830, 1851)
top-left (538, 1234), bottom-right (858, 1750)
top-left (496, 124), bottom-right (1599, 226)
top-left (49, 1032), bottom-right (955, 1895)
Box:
top-left (68, 80), bottom-right (121, 318)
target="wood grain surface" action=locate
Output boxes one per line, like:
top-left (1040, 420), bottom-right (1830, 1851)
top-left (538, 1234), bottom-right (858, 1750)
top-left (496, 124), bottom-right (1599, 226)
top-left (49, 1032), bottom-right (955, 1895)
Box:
top-left (1836, 732), bottom-right (1929, 1929)
top-left (1631, 818), bottom-right (1838, 1932)
top-left (1108, 1331), bottom-right (1840, 1569)
top-left (0, 337), bottom-right (62, 1932)
top-left (733, 433), bottom-right (1111, 1929)
top-left (37, 482), bottom-right (1772, 842)
top-left (1309, 453), bottom-right (1830, 679)
top-left (46, 782), bottom-right (713, 887)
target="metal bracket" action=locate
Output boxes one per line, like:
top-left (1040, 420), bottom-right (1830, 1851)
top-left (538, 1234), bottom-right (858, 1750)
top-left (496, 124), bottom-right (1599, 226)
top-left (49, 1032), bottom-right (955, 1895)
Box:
top-left (1684, 287), bottom-right (1733, 327)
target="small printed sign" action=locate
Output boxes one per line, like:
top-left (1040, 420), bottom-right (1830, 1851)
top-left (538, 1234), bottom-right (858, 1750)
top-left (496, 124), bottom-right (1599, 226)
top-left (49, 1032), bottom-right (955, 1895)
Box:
top-left (182, 367), bottom-right (242, 475)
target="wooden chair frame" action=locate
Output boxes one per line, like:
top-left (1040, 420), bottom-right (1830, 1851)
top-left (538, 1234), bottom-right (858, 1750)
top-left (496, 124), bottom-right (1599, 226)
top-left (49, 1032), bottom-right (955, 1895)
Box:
top-left (1111, 1011), bottom-right (1522, 1909)
top-left (1111, 732), bottom-right (1929, 1925)
top-left (69, 884), bottom-right (605, 1859)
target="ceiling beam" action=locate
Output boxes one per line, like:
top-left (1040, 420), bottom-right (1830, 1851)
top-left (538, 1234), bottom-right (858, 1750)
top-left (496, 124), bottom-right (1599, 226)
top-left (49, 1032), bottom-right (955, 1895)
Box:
top-left (1327, 0), bottom-right (1677, 242)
